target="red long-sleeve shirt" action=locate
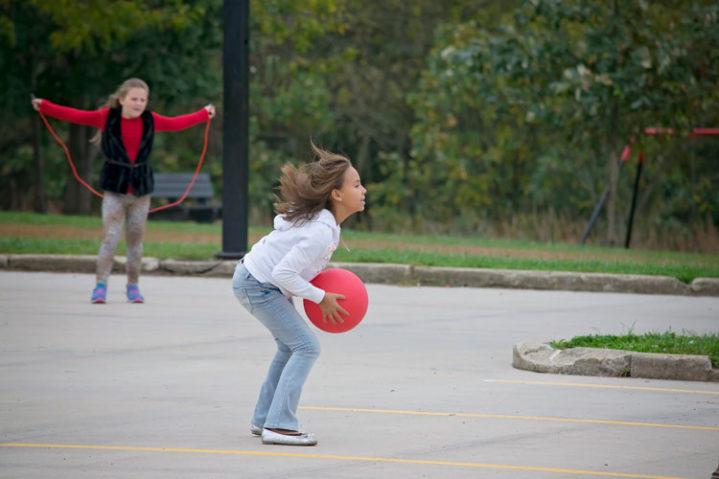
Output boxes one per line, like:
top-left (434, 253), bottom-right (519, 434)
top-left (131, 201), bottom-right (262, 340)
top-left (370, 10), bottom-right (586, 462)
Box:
top-left (40, 100), bottom-right (209, 164)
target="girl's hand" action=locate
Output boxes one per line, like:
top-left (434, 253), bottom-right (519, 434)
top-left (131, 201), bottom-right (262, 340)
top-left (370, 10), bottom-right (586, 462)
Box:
top-left (318, 292), bottom-right (349, 325)
top-left (32, 98), bottom-right (43, 111)
top-left (204, 104), bottom-right (216, 119)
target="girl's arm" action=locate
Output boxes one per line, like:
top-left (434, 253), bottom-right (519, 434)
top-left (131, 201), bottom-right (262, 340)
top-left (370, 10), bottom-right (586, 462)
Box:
top-left (35, 99), bottom-right (107, 128)
top-left (152, 105), bottom-right (213, 132)
top-left (271, 229), bottom-right (333, 304)
top-left (272, 227), bottom-right (350, 324)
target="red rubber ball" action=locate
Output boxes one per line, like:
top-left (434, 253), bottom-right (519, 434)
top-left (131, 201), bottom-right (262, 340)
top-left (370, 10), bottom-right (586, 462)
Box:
top-left (303, 268), bottom-right (368, 333)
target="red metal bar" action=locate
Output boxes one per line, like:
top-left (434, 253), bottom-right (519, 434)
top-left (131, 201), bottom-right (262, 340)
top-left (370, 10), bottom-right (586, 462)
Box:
top-left (644, 127), bottom-right (719, 137)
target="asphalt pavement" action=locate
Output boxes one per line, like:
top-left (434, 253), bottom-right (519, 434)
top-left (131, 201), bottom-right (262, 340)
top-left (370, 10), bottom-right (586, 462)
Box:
top-left (1, 271), bottom-right (718, 479)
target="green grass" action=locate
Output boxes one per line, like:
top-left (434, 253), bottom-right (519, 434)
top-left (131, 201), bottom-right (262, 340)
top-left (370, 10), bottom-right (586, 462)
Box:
top-left (2, 211), bottom-right (719, 282)
top-left (0, 211), bottom-right (104, 227)
top-left (0, 237), bottom-right (222, 259)
top-left (0, 210), bottom-right (227, 233)
top-left (330, 248), bottom-right (717, 282)
top-left (551, 331), bottom-right (719, 367)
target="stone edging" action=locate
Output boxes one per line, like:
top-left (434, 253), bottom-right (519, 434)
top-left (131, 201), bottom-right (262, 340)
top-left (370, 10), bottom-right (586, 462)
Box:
top-left (513, 342), bottom-right (719, 383)
top-left (0, 254), bottom-right (718, 297)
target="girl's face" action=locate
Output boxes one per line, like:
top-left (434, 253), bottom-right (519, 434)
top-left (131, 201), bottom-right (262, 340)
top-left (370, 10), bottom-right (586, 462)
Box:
top-left (119, 87), bottom-right (148, 119)
top-left (331, 166), bottom-right (366, 221)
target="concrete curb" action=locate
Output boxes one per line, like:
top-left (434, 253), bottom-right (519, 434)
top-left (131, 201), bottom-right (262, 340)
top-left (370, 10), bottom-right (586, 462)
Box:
top-left (158, 259), bottom-right (234, 277)
top-left (513, 342), bottom-right (719, 382)
top-left (0, 254), bottom-right (717, 296)
top-left (690, 277), bottom-right (719, 296)
top-left (408, 266), bottom-right (692, 295)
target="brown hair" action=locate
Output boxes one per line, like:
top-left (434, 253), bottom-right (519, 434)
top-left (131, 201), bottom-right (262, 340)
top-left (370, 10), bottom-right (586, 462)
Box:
top-left (274, 143), bottom-right (352, 224)
top-left (91, 78), bottom-right (150, 144)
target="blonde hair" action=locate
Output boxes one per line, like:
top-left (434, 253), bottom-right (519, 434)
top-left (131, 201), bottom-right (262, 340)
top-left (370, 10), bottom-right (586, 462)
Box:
top-left (274, 143), bottom-right (352, 224)
top-left (91, 78), bottom-right (150, 144)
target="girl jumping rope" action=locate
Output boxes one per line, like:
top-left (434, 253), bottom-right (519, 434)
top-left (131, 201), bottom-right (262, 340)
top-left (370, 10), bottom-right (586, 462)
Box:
top-left (32, 78), bottom-right (215, 304)
top-left (232, 144), bottom-right (366, 446)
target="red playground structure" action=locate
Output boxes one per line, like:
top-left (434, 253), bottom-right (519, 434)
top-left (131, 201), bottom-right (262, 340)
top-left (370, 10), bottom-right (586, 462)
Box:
top-left (580, 127), bottom-right (719, 248)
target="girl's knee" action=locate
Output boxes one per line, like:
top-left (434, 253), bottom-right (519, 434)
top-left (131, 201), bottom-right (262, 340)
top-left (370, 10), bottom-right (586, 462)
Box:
top-left (125, 227), bottom-right (146, 246)
top-left (99, 234), bottom-right (121, 252)
top-left (298, 336), bottom-right (321, 359)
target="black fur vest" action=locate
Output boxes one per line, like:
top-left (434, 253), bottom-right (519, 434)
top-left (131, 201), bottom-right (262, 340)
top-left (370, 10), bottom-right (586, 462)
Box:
top-left (100, 108), bottom-right (155, 196)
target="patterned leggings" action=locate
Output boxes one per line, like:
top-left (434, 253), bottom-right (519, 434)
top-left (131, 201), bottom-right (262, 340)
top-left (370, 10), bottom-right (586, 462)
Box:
top-left (96, 192), bottom-right (150, 285)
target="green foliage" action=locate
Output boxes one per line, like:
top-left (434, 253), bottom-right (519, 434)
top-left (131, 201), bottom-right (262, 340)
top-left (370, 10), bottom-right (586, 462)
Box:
top-left (401, 0), bottom-right (719, 236)
top-left (1, 0), bottom-right (717, 251)
top-left (27, 0), bottom-right (204, 54)
top-left (0, 0), bottom-right (221, 211)
top-left (246, 0), bottom-right (492, 222)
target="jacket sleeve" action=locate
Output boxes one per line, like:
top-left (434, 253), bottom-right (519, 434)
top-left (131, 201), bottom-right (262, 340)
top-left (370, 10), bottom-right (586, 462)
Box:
top-left (271, 226), bottom-right (332, 304)
top-left (39, 100), bottom-right (106, 128)
top-left (152, 108), bottom-right (209, 132)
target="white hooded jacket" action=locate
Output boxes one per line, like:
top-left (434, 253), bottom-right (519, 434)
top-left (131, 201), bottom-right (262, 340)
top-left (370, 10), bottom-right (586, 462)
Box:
top-left (242, 209), bottom-right (340, 304)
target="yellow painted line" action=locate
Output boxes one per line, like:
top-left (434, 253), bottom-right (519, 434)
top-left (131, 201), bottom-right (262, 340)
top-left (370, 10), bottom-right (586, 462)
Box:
top-left (0, 442), bottom-right (687, 479)
top-left (300, 406), bottom-right (719, 432)
top-left (485, 379), bottom-right (719, 396)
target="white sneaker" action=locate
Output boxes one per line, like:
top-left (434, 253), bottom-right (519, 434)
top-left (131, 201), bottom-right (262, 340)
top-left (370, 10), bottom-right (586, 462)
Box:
top-left (250, 424), bottom-right (262, 436)
top-left (261, 428), bottom-right (317, 446)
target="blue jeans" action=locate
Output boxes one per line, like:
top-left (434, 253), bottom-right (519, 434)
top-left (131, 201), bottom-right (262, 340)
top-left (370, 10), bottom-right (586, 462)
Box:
top-left (232, 263), bottom-right (321, 431)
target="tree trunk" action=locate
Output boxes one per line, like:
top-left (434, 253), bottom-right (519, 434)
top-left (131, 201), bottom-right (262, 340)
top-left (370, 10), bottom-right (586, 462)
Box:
top-left (351, 134), bottom-right (371, 229)
top-left (63, 123), bottom-right (93, 214)
top-left (30, 53), bottom-right (48, 213)
top-left (62, 124), bottom-right (81, 214)
top-left (606, 144), bottom-right (620, 246)
top-left (605, 0), bottom-right (621, 246)
top-left (32, 115), bottom-right (48, 213)
top-left (82, 126), bottom-right (99, 213)
top-left (605, 86), bottom-right (621, 246)
top-left (356, 134), bottom-right (371, 185)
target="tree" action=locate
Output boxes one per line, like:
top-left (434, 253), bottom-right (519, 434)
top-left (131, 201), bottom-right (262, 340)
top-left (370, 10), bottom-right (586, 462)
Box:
top-left (403, 0), bottom-right (719, 241)
top-left (0, 0), bottom-right (221, 213)
top-left (246, 0), bottom-right (500, 224)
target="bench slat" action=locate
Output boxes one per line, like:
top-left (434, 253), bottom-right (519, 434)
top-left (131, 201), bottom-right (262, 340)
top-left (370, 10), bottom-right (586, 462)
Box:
top-left (153, 173), bottom-right (214, 198)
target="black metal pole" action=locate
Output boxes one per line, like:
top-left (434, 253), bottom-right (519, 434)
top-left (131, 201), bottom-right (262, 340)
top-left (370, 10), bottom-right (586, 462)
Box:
top-left (579, 159), bottom-right (626, 244)
top-left (217, 0), bottom-right (249, 259)
top-left (624, 152), bottom-right (644, 249)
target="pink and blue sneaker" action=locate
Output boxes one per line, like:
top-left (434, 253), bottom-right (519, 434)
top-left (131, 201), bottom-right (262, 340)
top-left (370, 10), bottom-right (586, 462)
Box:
top-left (91, 282), bottom-right (107, 304)
top-left (126, 283), bottom-right (145, 303)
